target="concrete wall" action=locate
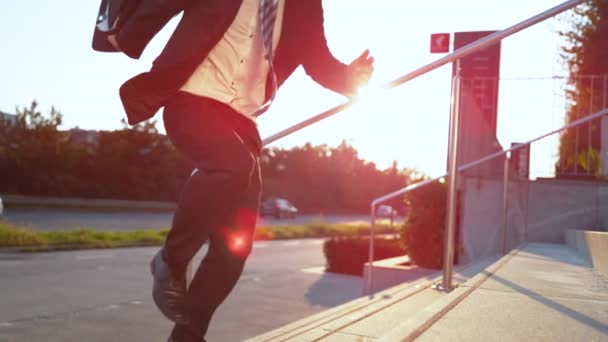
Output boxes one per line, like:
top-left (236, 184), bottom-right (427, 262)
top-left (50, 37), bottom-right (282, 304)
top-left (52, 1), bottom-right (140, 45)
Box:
top-left (363, 256), bottom-right (436, 293)
top-left (527, 179), bottom-right (607, 242)
top-left (460, 177), bottom-right (608, 264)
top-left (459, 177), bottom-right (527, 264)
top-left (600, 184), bottom-right (608, 229)
top-left (566, 229), bottom-right (608, 277)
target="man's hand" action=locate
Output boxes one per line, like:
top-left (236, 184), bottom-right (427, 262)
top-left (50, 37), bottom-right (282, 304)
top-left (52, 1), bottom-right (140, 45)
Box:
top-left (108, 34), bottom-right (121, 51)
top-left (345, 49), bottom-right (375, 98)
top-left (107, 16), bottom-right (122, 51)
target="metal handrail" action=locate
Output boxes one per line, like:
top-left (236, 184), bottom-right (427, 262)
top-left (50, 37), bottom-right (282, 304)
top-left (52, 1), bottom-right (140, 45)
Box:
top-left (262, 0), bottom-right (588, 146)
top-left (365, 106), bottom-right (608, 295)
top-left (256, 0), bottom-right (590, 296)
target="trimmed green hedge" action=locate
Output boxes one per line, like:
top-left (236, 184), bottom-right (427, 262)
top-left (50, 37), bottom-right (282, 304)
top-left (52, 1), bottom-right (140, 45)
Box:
top-left (401, 180), bottom-right (460, 269)
top-left (324, 236), bottom-right (404, 276)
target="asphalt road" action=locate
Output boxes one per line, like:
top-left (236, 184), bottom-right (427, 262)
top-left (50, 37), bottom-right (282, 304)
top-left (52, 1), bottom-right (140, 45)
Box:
top-left (2, 207), bottom-right (375, 231)
top-left (0, 239), bottom-right (364, 342)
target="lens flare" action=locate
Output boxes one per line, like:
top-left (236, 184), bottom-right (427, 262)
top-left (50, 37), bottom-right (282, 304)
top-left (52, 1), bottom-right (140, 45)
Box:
top-left (228, 233), bottom-right (249, 256)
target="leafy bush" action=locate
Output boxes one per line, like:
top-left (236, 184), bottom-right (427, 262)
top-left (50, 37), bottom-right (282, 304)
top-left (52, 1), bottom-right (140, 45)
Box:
top-left (400, 180), bottom-right (457, 269)
top-left (324, 236), bottom-right (404, 276)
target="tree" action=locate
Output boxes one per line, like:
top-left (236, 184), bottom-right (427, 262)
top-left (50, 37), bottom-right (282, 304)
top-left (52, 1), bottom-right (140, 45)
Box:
top-left (557, 0), bottom-right (608, 177)
top-left (0, 100), bottom-right (73, 194)
top-left (259, 141), bottom-right (421, 213)
top-left (93, 119), bottom-right (192, 200)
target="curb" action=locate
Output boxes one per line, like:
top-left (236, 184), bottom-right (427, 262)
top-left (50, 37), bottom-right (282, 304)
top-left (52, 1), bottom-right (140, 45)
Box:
top-left (1, 194), bottom-right (176, 211)
top-left (0, 242), bottom-right (164, 254)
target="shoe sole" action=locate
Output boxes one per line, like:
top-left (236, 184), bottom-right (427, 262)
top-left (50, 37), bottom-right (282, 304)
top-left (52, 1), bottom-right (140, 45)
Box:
top-left (151, 251), bottom-right (190, 325)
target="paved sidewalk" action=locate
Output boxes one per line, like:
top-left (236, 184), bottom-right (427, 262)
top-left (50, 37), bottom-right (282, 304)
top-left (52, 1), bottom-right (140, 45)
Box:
top-left (413, 243), bottom-right (608, 341)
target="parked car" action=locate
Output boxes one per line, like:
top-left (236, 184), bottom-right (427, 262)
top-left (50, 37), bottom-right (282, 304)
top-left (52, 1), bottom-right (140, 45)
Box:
top-left (0, 196), bottom-right (3, 216)
top-left (260, 198), bottom-right (298, 219)
top-left (376, 205), bottom-right (397, 219)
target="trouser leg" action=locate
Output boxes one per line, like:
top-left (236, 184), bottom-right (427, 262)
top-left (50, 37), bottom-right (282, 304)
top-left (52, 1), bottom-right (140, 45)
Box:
top-left (162, 93), bottom-right (262, 340)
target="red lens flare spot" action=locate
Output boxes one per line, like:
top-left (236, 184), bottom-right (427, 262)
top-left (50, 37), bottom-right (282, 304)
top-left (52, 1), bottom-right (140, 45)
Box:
top-left (227, 232), bottom-right (250, 257)
top-left (225, 208), bottom-right (258, 256)
top-left (233, 236), bottom-right (245, 248)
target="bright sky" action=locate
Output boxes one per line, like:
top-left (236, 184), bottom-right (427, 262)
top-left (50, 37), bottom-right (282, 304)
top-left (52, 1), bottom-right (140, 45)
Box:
top-left (0, 0), bottom-right (576, 178)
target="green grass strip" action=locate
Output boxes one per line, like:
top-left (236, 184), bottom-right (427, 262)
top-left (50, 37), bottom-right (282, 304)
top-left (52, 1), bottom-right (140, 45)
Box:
top-left (0, 220), bottom-right (398, 252)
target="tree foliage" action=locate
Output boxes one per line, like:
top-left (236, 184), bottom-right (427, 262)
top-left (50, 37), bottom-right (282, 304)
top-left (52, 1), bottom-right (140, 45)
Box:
top-left (557, 0), bottom-right (608, 176)
top-left (0, 102), bottom-right (193, 199)
top-left (260, 141), bottom-right (420, 213)
top-left (0, 101), bottom-right (74, 195)
top-left (0, 104), bottom-right (420, 213)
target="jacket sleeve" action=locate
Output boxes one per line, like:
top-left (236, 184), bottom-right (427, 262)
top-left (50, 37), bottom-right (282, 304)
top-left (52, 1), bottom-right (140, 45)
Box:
top-left (116, 0), bottom-right (189, 59)
top-left (300, 0), bottom-right (351, 97)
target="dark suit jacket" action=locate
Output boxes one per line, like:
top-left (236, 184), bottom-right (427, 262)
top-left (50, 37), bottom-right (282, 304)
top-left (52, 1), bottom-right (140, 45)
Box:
top-left (95, 0), bottom-right (351, 125)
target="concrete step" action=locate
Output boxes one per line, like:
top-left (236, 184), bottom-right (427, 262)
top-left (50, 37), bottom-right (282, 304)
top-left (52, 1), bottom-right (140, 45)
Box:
top-left (246, 256), bottom-right (498, 342)
top-left (379, 243), bottom-right (608, 342)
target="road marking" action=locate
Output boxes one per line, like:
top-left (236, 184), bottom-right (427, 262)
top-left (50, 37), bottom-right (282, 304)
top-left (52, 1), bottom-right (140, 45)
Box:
top-left (310, 240), bottom-right (324, 245)
top-left (130, 301), bottom-right (142, 305)
top-left (0, 322), bottom-right (14, 328)
top-left (253, 243), bottom-right (269, 249)
top-left (240, 275), bottom-right (262, 282)
top-left (283, 241), bottom-right (300, 246)
top-left (76, 254), bottom-right (113, 260)
top-left (301, 266), bottom-right (326, 275)
top-left (109, 305), bottom-right (120, 309)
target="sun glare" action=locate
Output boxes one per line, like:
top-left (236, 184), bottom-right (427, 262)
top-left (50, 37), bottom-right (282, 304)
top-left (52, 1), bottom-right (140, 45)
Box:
top-left (351, 83), bottom-right (389, 112)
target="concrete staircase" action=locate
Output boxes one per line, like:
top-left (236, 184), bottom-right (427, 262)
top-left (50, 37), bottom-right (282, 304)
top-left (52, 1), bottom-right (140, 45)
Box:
top-left (246, 256), bottom-right (498, 341)
top-left (248, 232), bottom-right (608, 341)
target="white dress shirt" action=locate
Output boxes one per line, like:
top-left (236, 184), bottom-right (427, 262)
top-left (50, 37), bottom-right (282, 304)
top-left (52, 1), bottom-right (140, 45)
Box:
top-left (180, 0), bottom-right (285, 120)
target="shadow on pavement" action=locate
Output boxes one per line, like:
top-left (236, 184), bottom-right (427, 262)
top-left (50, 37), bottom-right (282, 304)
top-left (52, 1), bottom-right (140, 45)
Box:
top-left (305, 272), bottom-right (364, 307)
top-left (483, 271), bottom-right (608, 335)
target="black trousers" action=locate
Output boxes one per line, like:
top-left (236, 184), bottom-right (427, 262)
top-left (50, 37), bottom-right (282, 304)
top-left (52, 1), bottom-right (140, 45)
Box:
top-left (162, 92), bottom-right (262, 341)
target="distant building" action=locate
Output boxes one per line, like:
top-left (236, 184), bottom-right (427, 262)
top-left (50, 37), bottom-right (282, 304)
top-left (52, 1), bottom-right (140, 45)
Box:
top-left (0, 111), bottom-right (17, 125)
top-left (67, 127), bottom-right (99, 145)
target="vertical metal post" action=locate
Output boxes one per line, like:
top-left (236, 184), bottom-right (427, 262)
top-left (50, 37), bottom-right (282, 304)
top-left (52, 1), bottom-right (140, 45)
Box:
top-left (524, 172), bottom-right (531, 243)
top-left (560, 79), bottom-right (566, 174)
top-left (588, 76), bottom-right (595, 175)
top-left (502, 153), bottom-right (510, 254)
top-left (602, 75), bottom-right (608, 109)
top-left (595, 75), bottom-right (605, 228)
top-left (442, 59), bottom-right (462, 291)
top-left (366, 204), bottom-right (376, 295)
top-left (574, 77), bottom-right (580, 175)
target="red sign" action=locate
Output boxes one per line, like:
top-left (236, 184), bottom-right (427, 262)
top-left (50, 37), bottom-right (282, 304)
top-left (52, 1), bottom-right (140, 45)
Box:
top-left (430, 33), bottom-right (450, 53)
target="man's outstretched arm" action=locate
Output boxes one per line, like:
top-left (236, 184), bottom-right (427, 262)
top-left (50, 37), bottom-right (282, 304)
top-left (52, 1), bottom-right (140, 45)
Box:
top-left (301, 0), bottom-right (374, 98)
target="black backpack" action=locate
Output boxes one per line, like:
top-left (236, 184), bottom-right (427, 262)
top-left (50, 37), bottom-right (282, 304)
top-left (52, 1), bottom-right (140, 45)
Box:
top-left (92, 0), bottom-right (140, 53)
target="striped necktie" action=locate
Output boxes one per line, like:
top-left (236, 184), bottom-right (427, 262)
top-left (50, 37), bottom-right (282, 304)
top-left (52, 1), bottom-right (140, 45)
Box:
top-left (256, 0), bottom-right (279, 115)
